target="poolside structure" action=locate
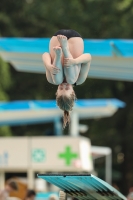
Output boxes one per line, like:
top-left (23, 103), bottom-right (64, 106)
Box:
top-left (0, 38), bottom-right (133, 81)
top-left (0, 98), bottom-right (124, 185)
top-left (0, 99), bottom-right (125, 136)
top-left (0, 136), bottom-right (112, 188)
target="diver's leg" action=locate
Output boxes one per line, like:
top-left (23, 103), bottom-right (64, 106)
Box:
top-left (42, 52), bottom-right (55, 84)
top-left (49, 37), bottom-right (64, 85)
top-left (45, 69), bottom-right (54, 84)
top-left (51, 46), bottom-right (63, 85)
top-left (57, 35), bottom-right (73, 58)
top-left (76, 61), bottom-right (91, 85)
top-left (42, 51), bottom-right (63, 85)
top-left (57, 35), bottom-right (83, 84)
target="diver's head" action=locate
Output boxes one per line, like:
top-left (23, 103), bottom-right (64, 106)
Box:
top-left (56, 83), bottom-right (76, 128)
top-left (57, 83), bottom-right (74, 96)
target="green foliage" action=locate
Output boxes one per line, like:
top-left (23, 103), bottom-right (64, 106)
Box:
top-left (0, 126), bottom-right (12, 136)
top-left (0, 58), bottom-right (12, 135)
top-left (0, 58), bottom-right (11, 107)
top-left (0, 0), bottom-right (133, 38)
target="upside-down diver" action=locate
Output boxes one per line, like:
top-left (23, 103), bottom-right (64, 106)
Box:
top-left (42, 29), bottom-right (91, 128)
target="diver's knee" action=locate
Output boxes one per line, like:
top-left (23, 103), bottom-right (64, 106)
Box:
top-left (66, 79), bottom-right (76, 85)
top-left (53, 79), bottom-right (63, 85)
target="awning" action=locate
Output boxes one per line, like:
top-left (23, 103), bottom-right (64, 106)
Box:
top-left (0, 38), bottom-right (133, 81)
top-left (0, 99), bottom-right (125, 126)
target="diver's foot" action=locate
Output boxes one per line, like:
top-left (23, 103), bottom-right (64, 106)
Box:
top-left (53, 46), bottom-right (62, 57)
top-left (57, 35), bottom-right (70, 57)
top-left (57, 35), bottom-right (69, 50)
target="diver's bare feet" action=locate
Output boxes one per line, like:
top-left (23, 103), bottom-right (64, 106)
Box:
top-left (53, 46), bottom-right (62, 56)
top-left (52, 46), bottom-right (62, 73)
top-left (57, 35), bottom-right (68, 49)
top-left (57, 35), bottom-right (71, 58)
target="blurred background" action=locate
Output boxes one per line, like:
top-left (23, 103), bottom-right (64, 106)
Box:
top-left (0, 0), bottom-right (133, 199)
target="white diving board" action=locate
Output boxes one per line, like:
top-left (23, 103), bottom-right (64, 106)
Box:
top-left (38, 173), bottom-right (126, 200)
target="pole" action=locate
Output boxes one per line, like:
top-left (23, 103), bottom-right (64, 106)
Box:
top-left (70, 112), bottom-right (79, 136)
top-left (105, 152), bottom-right (112, 184)
top-left (27, 169), bottom-right (34, 189)
top-left (54, 117), bottom-right (62, 136)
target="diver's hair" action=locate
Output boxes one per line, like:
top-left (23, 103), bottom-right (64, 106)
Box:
top-left (63, 110), bottom-right (70, 129)
top-left (56, 91), bottom-right (76, 129)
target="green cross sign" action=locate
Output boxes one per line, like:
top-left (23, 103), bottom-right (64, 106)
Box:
top-left (32, 149), bottom-right (45, 162)
top-left (58, 146), bottom-right (78, 166)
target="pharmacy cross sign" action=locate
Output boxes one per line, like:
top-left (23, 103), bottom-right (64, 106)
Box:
top-left (58, 146), bottom-right (78, 166)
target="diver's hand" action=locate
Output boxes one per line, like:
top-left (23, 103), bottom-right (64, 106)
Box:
top-left (47, 64), bottom-right (60, 75)
top-left (64, 58), bottom-right (77, 66)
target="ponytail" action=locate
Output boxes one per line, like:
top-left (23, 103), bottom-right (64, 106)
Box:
top-left (63, 110), bottom-right (70, 129)
top-left (56, 90), bottom-right (76, 129)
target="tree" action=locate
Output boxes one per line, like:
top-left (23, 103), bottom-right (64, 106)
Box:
top-left (0, 58), bottom-right (12, 136)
